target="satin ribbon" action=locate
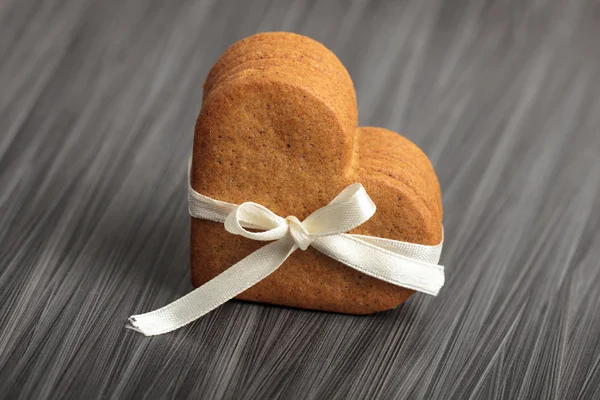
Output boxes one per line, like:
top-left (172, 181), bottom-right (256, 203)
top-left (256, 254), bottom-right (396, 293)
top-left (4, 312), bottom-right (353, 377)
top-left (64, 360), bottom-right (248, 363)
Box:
top-left (127, 167), bottom-right (445, 336)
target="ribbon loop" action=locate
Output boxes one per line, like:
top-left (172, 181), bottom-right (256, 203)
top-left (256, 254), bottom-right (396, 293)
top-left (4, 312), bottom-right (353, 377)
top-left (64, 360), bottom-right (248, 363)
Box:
top-left (224, 202), bottom-right (288, 241)
top-left (302, 183), bottom-right (376, 235)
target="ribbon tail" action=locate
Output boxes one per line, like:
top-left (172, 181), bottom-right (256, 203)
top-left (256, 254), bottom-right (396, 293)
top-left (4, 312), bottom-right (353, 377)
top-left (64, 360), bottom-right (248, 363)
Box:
top-left (127, 237), bottom-right (297, 336)
top-left (312, 235), bottom-right (444, 296)
top-left (349, 232), bottom-right (443, 265)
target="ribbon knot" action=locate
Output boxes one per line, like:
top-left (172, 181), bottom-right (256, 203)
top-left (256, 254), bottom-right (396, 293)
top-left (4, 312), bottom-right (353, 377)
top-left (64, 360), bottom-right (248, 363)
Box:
top-left (126, 169), bottom-right (446, 336)
top-left (285, 216), bottom-right (313, 250)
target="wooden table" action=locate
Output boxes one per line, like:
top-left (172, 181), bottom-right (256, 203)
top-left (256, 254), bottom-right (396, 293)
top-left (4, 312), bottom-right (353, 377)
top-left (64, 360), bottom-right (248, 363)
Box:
top-left (1, 0), bottom-right (599, 398)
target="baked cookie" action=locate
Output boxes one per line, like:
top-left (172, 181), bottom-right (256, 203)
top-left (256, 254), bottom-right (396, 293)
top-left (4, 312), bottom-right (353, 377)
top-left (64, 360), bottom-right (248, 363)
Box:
top-left (191, 32), bottom-right (442, 314)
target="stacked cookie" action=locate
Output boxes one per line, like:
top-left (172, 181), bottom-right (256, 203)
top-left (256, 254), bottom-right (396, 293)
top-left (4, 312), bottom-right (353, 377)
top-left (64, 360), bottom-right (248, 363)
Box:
top-left (191, 32), bottom-right (442, 314)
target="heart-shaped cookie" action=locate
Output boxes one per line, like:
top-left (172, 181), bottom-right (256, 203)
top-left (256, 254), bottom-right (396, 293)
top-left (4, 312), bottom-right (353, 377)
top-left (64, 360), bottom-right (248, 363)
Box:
top-left (191, 32), bottom-right (442, 314)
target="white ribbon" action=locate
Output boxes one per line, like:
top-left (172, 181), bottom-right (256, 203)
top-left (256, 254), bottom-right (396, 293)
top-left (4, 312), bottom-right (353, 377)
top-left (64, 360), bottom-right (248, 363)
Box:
top-left (126, 166), bottom-right (445, 336)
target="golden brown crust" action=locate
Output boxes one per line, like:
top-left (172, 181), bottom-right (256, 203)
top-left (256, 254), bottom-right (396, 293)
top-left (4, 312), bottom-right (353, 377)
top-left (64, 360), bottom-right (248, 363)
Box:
top-left (204, 32), bottom-right (352, 97)
top-left (190, 32), bottom-right (442, 314)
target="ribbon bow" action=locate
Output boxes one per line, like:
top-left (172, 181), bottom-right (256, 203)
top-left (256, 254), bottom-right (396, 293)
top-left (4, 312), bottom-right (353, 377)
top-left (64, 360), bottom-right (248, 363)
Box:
top-left (127, 170), bottom-right (445, 336)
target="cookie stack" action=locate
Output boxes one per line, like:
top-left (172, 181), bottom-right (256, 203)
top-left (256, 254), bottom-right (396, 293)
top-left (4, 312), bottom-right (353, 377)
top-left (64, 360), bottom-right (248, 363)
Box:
top-left (191, 32), bottom-right (442, 314)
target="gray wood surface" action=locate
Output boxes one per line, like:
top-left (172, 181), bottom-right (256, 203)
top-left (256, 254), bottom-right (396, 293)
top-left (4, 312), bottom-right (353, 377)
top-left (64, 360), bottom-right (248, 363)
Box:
top-left (1, 0), bottom-right (600, 398)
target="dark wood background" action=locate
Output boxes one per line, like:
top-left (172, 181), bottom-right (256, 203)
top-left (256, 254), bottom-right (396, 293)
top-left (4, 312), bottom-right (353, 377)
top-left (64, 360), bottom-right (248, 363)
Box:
top-left (1, 0), bottom-right (600, 398)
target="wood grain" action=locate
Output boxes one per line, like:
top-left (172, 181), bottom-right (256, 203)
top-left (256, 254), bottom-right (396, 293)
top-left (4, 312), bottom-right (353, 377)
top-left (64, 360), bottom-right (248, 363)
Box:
top-left (1, 0), bottom-right (599, 398)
